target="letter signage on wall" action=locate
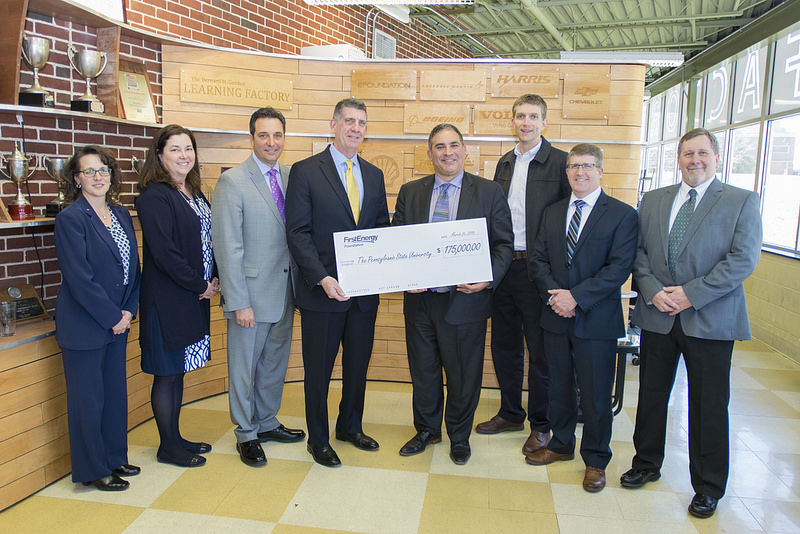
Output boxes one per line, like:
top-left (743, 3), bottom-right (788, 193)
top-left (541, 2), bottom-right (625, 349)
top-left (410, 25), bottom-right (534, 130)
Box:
top-left (490, 66), bottom-right (560, 98)
top-left (562, 73), bottom-right (610, 120)
top-left (403, 103), bottom-right (471, 134)
top-left (419, 71), bottom-right (486, 101)
top-left (473, 104), bottom-right (514, 135)
top-left (352, 70), bottom-right (417, 100)
top-left (180, 68), bottom-right (293, 109)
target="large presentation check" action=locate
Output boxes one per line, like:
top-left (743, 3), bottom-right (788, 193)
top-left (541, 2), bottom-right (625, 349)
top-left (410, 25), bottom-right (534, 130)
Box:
top-left (333, 218), bottom-right (492, 297)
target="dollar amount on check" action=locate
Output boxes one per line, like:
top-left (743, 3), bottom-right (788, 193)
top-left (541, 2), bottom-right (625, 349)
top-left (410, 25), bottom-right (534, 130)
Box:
top-left (333, 218), bottom-right (493, 297)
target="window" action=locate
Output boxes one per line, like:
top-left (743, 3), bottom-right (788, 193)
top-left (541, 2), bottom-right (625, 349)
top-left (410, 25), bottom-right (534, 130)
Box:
top-left (733, 45), bottom-right (767, 123)
top-left (660, 142), bottom-right (678, 187)
top-left (728, 124), bottom-right (760, 190)
top-left (704, 61), bottom-right (732, 128)
top-left (647, 94), bottom-right (663, 143)
top-left (770, 22), bottom-right (800, 114)
top-left (761, 114), bottom-right (800, 250)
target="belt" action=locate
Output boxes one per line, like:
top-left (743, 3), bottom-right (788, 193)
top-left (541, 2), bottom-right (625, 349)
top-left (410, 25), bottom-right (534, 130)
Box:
top-left (512, 250), bottom-right (527, 260)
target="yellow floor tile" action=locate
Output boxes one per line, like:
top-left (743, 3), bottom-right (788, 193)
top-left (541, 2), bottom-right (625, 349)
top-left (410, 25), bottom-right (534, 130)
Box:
top-left (125, 508), bottom-right (275, 533)
top-left (272, 526), bottom-right (353, 534)
top-left (488, 478), bottom-right (555, 513)
top-left (738, 368), bottom-right (800, 392)
top-left (0, 496), bottom-right (143, 534)
top-left (729, 388), bottom-right (800, 418)
top-left (417, 503), bottom-right (558, 534)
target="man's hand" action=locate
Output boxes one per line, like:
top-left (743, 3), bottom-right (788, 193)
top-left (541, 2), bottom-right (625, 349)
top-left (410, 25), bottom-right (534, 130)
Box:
top-left (651, 288), bottom-right (681, 314)
top-left (456, 282), bottom-right (490, 294)
top-left (662, 285), bottom-right (692, 315)
top-left (320, 276), bottom-right (349, 301)
top-left (548, 289), bottom-right (577, 318)
top-left (235, 306), bottom-right (255, 328)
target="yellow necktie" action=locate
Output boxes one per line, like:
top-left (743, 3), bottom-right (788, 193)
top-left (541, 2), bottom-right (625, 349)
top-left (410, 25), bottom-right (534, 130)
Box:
top-left (346, 160), bottom-right (360, 223)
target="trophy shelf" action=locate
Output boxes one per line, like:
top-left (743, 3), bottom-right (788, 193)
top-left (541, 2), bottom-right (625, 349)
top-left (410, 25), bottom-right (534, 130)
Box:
top-left (0, 216), bottom-right (54, 229)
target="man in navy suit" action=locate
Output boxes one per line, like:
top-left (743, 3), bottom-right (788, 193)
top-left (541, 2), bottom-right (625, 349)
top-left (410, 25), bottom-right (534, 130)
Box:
top-left (285, 98), bottom-right (390, 467)
top-left (621, 129), bottom-right (762, 518)
top-left (528, 143), bottom-right (638, 492)
top-left (392, 124), bottom-right (513, 465)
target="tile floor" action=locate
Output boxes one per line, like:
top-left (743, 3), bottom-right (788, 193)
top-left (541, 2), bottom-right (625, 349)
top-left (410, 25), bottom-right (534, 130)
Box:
top-left (2, 339), bottom-right (799, 533)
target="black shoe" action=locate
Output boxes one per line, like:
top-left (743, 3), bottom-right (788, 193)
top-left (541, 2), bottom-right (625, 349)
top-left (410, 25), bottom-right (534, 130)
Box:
top-left (112, 464), bottom-right (141, 477)
top-left (307, 443), bottom-right (342, 467)
top-left (183, 440), bottom-right (212, 454)
top-left (258, 424), bottom-right (306, 443)
top-left (157, 448), bottom-right (206, 468)
top-left (399, 431), bottom-right (442, 456)
top-left (84, 474), bottom-right (129, 491)
top-left (335, 430), bottom-right (379, 451)
top-left (620, 467), bottom-right (661, 488)
top-left (688, 494), bottom-right (718, 518)
top-left (449, 441), bottom-right (471, 465)
top-left (236, 439), bottom-right (267, 467)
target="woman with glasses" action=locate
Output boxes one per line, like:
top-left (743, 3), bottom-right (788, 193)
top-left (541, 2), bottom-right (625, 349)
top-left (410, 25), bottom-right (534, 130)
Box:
top-left (136, 125), bottom-right (219, 468)
top-left (54, 145), bottom-right (141, 491)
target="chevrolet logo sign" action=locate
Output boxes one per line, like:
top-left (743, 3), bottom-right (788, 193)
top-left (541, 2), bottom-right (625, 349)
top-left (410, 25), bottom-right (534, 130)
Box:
top-left (574, 87), bottom-right (599, 97)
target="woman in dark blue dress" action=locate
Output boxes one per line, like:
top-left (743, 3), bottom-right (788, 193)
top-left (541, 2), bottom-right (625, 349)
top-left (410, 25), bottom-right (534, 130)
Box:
top-left (55, 146), bottom-right (141, 491)
top-left (136, 124), bottom-right (219, 467)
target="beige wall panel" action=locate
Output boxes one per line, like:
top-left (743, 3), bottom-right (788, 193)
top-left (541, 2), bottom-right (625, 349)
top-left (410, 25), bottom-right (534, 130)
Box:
top-left (610, 80), bottom-right (645, 96)
top-left (484, 160), bottom-right (498, 179)
top-left (362, 122), bottom-right (404, 136)
top-left (604, 158), bottom-right (642, 174)
top-left (560, 125), bottom-right (640, 141)
top-left (195, 133), bottom-right (250, 149)
top-left (0, 336), bottom-right (60, 374)
top-left (198, 147), bottom-right (252, 165)
top-left (609, 110), bottom-right (644, 126)
top-left (44, 454), bottom-right (71, 485)
top-left (0, 470), bottom-right (45, 512)
top-left (0, 406), bottom-right (42, 443)
top-left (162, 111), bottom-right (252, 130)
top-left (163, 45), bottom-right (300, 73)
top-left (560, 64), bottom-right (611, 77)
top-left (0, 355), bottom-right (63, 395)
top-left (184, 380), bottom-right (225, 404)
top-left (610, 94), bottom-right (644, 113)
top-left (299, 60), bottom-right (363, 76)
top-left (0, 376), bottom-right (65, 420)
top-left (601, 173), bottom-right (639, 189)
top-left (0, 416), bottom-right (67, 468)
top-left (607, 188), bottom-right (639, 206)
top-left (597, 144), bottom-right (641, 159)
top-left (554, 116), bottom-right (609, 126)
top-left (163, 63), bottom-right (295, 83)
top-left (294, 74), bottom-right (345, 91)
top-left (161, 94), bottom-right (264, 116)
top-left (292, 88), bottom-right (350, 106)
top-left (610, 64), bottom-right (646, 81)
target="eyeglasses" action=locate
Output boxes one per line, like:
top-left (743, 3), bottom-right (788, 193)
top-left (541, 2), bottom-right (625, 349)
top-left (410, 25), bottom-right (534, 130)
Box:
top-left (566, 163), bottom-right (599, 171)
top-left (78, 167), bottom-right (111, 177)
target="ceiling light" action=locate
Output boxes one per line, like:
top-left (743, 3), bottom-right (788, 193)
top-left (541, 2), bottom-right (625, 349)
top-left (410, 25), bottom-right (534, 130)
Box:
top-left (560, 51), bottom-right (684, 68)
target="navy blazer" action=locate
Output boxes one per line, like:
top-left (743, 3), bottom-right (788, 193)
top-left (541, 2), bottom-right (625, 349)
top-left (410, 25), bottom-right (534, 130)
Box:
top-left (285, 145), bottom-right (390, 313)
top-left (136, 182), bottom-right (214, 352)
top-left (393, 172), bottom-right (514, 325)
top-left (55, 196), bottom-right (140, 350)
top-left (531, 191), bottom-right (638, 340)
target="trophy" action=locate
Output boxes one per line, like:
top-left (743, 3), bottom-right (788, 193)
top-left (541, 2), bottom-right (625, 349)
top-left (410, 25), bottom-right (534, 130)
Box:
top-left (44, 156), bottom-right (69, 217)
top-left (131, 155), bottom-right (144, 175)
top-left (19, 35), bottom-right (53, 107)
top-left (68, 46), bottom-right (107, 113)
top-left (0, 143), bottom-right (37, 220)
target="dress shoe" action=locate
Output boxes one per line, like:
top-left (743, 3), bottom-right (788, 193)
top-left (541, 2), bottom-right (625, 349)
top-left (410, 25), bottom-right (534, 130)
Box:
top-left (237, 439), bottom-right (267, 467)
top-left (688, 493), bottom-right (718, 518)
top-left (335, 430), bottom-right (379, 451)
top-left (475, 415), bottom-right (524, 434)
top-left (83, 474), bottom-right (129, 491)
top-left (521, 430), bottom-right (551, 454)
top-left (112, 464), bottom-right (141, 477)
top-left (620, 467), bottom-right (661, 488)
top-left (307, 443), bottom-right (341, 467)
top-left (525, 447), bottom-right (574, 465)
top-left (157, 448), bottom-right (206, 468)
top-left (184, 440), bottom-right (212, 454)
top-left (258, 424), bottom-right (306, 443)
top-left (399, 431), bottom-right (442, 456)
top-left (582, 466), bottom-right (606, 492)
top-left (449, 441), bottom-right (471, 465)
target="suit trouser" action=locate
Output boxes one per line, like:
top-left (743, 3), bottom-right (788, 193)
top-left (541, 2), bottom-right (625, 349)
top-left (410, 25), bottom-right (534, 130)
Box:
top-left (61, 336), bottom-right (129, 483)
top-left (227, 291), bottom-right (294, 443)
top-left (405, 292), bottom-right (487, 443)
top-left (490, 259), bottom-right (549, 431)
top-left (543, 328), bottom-right (616, 468)
top-left (300, 304), bottom-right (377, 446)
top-left (632, 315), bottom-right (733, 499)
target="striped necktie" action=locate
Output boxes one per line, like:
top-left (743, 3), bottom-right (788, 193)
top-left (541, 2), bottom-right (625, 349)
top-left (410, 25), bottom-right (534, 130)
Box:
top-left (668, 188), bottom-right (697, 279)
top-left (432, 183), bottom-right (451, 222)
top-left (566, 199), bottom-right (585, 264)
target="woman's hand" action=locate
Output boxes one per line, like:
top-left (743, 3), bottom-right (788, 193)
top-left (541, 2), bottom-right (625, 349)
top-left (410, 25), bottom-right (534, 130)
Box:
top-left (199, 277), bottom-right (220, 300)
top-left (112, 310), bottom-right (133, 335)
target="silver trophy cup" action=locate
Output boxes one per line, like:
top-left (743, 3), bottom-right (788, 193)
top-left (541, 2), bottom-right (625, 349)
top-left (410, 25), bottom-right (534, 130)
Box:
top-left (0, 143), bottom-right (37, 220)
top-left (21, 35), bottom-right (51, 95)
top-left (44, 156), bottom-right (69, 217)
top-left (68, 46), bottom-right (107, 112)
top-left (131, 155), bottom-right (144, 175)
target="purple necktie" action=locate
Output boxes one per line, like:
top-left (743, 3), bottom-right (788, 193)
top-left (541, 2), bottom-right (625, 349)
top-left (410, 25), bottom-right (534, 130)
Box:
top-left (268, 168), bottom-right (285, 222)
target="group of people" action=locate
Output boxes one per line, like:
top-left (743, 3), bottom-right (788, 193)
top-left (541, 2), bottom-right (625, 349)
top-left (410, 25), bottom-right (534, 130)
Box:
top-left (53, 94), bottom-right (762, 520)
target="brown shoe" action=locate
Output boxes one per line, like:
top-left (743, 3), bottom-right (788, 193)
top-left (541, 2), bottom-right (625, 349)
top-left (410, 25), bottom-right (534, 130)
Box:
top-left (525, 447), bottom-right (574, 465)
top-left (521, 430), bottom-right (551, 454)
top-left (475, 415), bottom-right (524, 434)
top-left (583, 466), bottom-right (606, 492)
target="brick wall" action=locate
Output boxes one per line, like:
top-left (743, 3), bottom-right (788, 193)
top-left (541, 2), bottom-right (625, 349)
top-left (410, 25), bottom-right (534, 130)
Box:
top-left (124, 0), bottom-right (471, 58)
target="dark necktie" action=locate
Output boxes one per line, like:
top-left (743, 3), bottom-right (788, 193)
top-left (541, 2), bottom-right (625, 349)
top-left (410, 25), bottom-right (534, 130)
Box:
top-left (668, 188), bottom-right (697, 278)
top-left (566, 199), bottom-right (585, 264)
top-left (267, 168), bottom-right (285, 223)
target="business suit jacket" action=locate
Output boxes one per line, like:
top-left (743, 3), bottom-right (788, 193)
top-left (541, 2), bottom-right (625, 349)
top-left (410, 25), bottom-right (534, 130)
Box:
top-left (632, 178), bottom-right (762, 341)
top-left (493, 137), bottom-right (570, 277)
top-left (55, 196), bottom-right (140, 350)
top-left (136, 182), bottom-right (215, 353)
top-left (531, 191), bottom-right (638, 340)
top-left (285, 145), bottom-right (390, 312)
top-left (212, 156), bottom-right (293, 322)
top-left (393, 172), bottom-right (514, 325)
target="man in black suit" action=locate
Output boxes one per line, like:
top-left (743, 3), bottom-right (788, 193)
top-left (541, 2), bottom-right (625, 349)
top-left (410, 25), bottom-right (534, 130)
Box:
top-left (285, 98), bottom-right (390, 467)
top-left (393, 124), bottom-right (513, 465)
top-left (476, 94), bottom-right (570, 457)
top-left (528, 143), bottom-right (638, 492)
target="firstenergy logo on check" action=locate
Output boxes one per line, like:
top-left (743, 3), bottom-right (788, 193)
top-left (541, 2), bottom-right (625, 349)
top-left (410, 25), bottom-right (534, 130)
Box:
top-left (342, 233), bottom-right (378, 246)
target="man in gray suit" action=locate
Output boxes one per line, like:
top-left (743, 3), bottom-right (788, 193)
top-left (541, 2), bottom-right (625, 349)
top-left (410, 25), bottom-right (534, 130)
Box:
top-left (212, 107), bottom-right (305, 467)
top-left (621, 128), bottom-right (762, 518)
